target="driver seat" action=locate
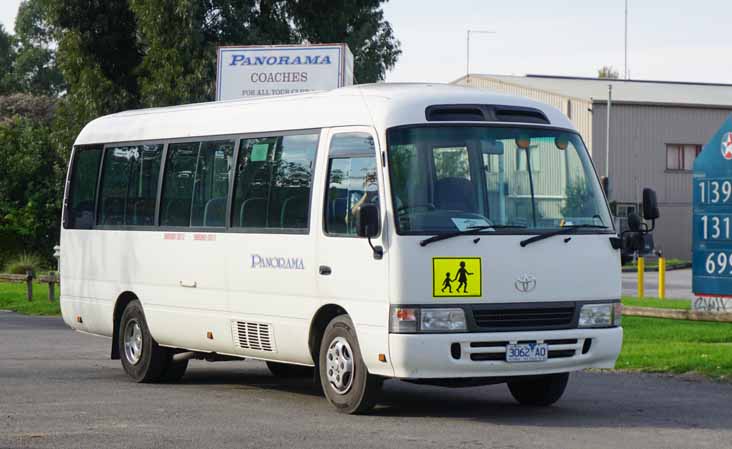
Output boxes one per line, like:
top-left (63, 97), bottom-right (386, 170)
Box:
top-left (434, 177), bottom-right (476, 212)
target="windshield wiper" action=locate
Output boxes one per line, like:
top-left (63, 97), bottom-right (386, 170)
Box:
top-left (519, 225), bottom-right (609, 248)
top-left (419, 225), bottom-right (527, 247)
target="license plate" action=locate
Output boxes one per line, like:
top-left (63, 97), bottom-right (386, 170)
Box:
top-left (506, 343), bottom-right (548, 363)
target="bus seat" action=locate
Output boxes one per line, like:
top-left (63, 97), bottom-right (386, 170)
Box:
top-left (239, 197), bottom-right (266, 227)
top-left (280, 194), bottom-right (308, 228)
top-left (203, 197), bottom-right (227, 227)
top-left (434, 177), bottom-right (476, 212)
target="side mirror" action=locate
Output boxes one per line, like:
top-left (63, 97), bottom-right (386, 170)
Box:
top-left (356, 204), bottom-right (380, 238)
top-left (642, 188), bottom-right (660, 220)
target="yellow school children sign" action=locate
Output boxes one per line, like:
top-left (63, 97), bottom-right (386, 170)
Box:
top-left (432, 257), bottom-right (482, 297)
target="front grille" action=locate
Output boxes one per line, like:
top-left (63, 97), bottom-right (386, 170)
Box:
top-left (466, 339), bottom-right (582, 362)
top-left (472, 305), bottom-right (576, 330)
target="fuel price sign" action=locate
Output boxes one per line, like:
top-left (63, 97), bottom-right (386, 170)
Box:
top-left (692, 115), bottom-right (732, 299)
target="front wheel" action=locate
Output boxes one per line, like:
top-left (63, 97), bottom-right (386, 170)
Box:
top-left (318, 315), bottom-right (382, 414)
top-left (507, 373), bottom-right (569, 406)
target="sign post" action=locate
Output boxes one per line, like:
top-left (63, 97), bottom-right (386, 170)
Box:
top-left (692, 115), bottom-right (732, 312)
top-left (216, 43), bottom-right (353, 100)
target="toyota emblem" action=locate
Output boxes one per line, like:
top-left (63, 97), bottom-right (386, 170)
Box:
top-left (515, 274), bottom-right (537, 293)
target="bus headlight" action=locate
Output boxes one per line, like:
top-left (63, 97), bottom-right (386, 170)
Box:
top-left (390, 307), bottom-right (467, 333)
top-left (421, 308), bottom-right (467, 332)
top-left (578, 303), bottom-right (618, 328)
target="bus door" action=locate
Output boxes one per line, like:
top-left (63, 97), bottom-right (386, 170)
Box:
top-left (316, 127), bottom-right (389, 366)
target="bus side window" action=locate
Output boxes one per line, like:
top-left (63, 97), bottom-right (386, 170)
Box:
top-left (160, 142), bottom-right (199, 227)
top-left (65, 147), bottom-right (102, 229)
top-left (324, 133), bottom-right (379, 237)
top-left (232, 133), bottom-right (318, 231)
top-left (190, 140), bottom-right (234, 227)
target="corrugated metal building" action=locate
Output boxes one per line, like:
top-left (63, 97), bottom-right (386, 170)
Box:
top-left (453, 74), bottom-right (732, 259)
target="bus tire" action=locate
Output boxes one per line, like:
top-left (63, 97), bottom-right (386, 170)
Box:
top-left (118, 300), bottom-right (166, 383)
top-left (507, 373), bottom-right (569, 406)
top-left (266, 361), bottom-right (314, 378)
top-left (318, 315), bottom-right (382, 414)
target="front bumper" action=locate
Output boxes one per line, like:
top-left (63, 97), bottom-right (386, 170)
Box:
top-left (388, 327), bottom-right (622, 379)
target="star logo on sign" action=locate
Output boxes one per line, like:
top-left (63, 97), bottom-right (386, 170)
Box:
top-left (722, 132), bottom-right (732, 161)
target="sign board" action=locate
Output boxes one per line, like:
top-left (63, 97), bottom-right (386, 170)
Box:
top-left (216, 43), bottom-right (353, 100)
top-left (692, 114), bottom-right (732, 311)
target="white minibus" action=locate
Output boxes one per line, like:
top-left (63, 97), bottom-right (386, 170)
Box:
top-left (60, 84), bottom-right (654, 414)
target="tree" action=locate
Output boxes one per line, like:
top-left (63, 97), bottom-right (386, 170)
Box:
top-left (11, 0), bottom-right (65, 96)
top-left (0, 95), bottom-right (60, 264)
top-left (0, 24), bottom-right (18, 95)
top-left (598, 66), bottom-right (620, 79)
top-left (287, 0), bottom-right (401, 83)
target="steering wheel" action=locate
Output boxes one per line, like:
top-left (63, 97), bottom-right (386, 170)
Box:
top-left (397, 203), bottom-right (436, 214)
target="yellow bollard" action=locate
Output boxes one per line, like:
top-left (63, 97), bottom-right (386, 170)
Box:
top-left (658, 257), bottom-right (666, 299)
top-left (637, 257), bottom-right (645, 299)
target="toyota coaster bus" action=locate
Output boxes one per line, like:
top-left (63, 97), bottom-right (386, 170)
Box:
top-left (60, 84), bottom-right (652, 414)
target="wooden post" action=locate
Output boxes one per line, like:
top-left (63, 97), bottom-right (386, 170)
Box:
top-left (26, 270), bottom-right (33, 301)
top-left (48, 272), bottom-right (56, 302)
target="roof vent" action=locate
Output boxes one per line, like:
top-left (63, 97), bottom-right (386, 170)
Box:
top-left (494, 106), bottom-right (549, 124)
top-left (425, 104), bottom-right (550, 124)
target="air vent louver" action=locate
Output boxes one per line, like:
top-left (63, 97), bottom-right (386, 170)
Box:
top-left (232, 321), bottom-right (275, 352)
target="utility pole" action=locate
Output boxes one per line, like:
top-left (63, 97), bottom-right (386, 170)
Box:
top-left (624, 0), bottom-right (629, 79)
top-left (466, 30), bottom-right (496, 84)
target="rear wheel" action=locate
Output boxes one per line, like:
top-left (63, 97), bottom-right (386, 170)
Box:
top-left (318, 315), bottom-right (382, 414)
top-left (507, 373), bottom-right (569, 406)
top-left (118, 300), bottom-right (167, 383)
top-left (266, 361), bottom-right (314, 378)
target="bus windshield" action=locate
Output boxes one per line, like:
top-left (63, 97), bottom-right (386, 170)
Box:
top-left (387, 126), bottom-right (612, 234)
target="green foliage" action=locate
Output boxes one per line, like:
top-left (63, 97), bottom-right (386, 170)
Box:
top-left (0, 281), bottom-right (60, 315)
top-left (287, 0), bottom-right (401, 83)
top-left (0, 24), bottom-right (18, 95)
top-left (4, 252), bottom-right (44, 274)
top-left (598, 65), bottom-right (620, 79)
top-left (622, 296), bottom-right (691, 310)
top-left (10, 0), bottom-right (64, 96)
top-left (617, 316), bottom-right (732, 381)
top-left (0, 110), bottom-right (62, 262)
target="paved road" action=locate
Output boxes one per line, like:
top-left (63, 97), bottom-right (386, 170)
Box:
top-left (2, 311), bottom-right (732, 449)
top-left (622, 268), bottom-right (693, 299)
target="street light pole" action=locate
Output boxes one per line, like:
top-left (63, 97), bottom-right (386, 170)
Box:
top-left (624, 0), bottom-right (629, 79)
top-left (466, 30), bottom-right (496, 84)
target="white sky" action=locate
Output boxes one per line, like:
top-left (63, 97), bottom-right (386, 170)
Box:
top-left (2, 0), bottom-right (731, 84)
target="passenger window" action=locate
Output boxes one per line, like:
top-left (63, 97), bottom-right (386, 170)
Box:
top-left (232, 133), bottom-right (318, 230)
top-left (66, 147), bottom-right (101, 229)
top-left (160, 142), bottom-right (198, 226)
top-left (190, 141), bottom-right (234, 227)
top-left (324, 133), bottom-right (379, 236)
top-left (126, 145), bottom-right (163, 225)
top-left (98, 147), bottom-right (133, 225)
top-left (98, 145), bottom-right (163, 226)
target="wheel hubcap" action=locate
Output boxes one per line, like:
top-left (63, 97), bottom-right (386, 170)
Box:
top-left (326, 336), bottom-right (354, 395)
top-left (123, 319), bottom-right (143, 365)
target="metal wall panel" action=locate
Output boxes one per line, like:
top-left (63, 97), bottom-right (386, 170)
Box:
top-left (592, 103), bottom-right (732, 258)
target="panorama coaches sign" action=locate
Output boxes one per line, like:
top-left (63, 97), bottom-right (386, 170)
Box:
top-left (216, 43), bottom-right (354, 100)
top-left (692, 114), bottom-right (732, 312)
